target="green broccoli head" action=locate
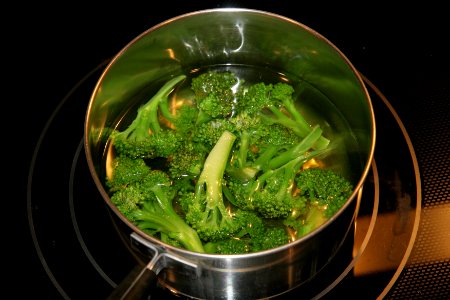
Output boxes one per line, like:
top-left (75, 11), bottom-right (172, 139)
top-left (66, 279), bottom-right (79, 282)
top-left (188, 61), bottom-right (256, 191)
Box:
top-left (204, 210), bottom-right (290, 254)
top-left (251, 181), bottom-right (295, 219)
top-left (271, 82), bottom-right (295, 103)
top-left (223, 178), bottom-right (255, 211)
top-left (225, 126), bottom-right (328, 218)
top-left (250, 156), bottom-right (303, 219)
top-left (110, 75), bottom-right (186, 159)
top-left (107, 157), bottom-right (205, 253)
top-left (168, 141), bottom-right (207, 179)
top-left (239, 80), bottom-right (330, 150)
top-left (171, 103), bottom-right (199, 135)
top-left (106, 155), bottom-right (151, 192)
top-left (234, 209), bottom-right (266, 238)
top-left (191, 71), bottom-right (240, 119)
top-left (111, 124), bottom-right (184, 160)
top-left (110, 184), bottom-right (147, 222)
top-left (256, 226), bottom-right (290, 251)
top-left (283, 167), bottom-right (354, 239)
top-left (226, 112), bottom-right (300, 171)
top-left (225, 165), bottom-right (298, 219)
top-left (296, 167), bottom-right (353, 218)
top-left (127, 170), bottom-right (205, 253)
top-left (108, 169), bottom-right (173, 222)
top-left (192, 118), bottom-right (236, 151)
top-left (237, 82), bottom-right (273, 115)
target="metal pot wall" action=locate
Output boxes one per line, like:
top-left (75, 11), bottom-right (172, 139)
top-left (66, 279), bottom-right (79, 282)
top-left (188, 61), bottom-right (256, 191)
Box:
top-left (84, 8), bottom-right (375, 300)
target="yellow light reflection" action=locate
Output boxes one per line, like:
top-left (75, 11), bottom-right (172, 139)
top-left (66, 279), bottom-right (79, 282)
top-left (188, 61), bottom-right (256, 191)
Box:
top-left (165, 48), bottom-right (178, 61)
top-left (105, 142), bottom-right (115, 181)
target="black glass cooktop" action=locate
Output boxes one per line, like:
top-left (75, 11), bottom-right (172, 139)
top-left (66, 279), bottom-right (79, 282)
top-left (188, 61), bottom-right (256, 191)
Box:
top-left (26, 62), bottom-right (422, 299)
top-left (20, 2), bottom-right (449, 300)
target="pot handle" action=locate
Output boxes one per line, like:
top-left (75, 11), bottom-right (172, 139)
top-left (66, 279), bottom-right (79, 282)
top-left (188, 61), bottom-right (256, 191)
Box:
top-left (107, 264), bottom-right (157, 300)
top-left (107, 233), bottom-right (198, 299)
top-left (107, 233), bottom-right (161, 300)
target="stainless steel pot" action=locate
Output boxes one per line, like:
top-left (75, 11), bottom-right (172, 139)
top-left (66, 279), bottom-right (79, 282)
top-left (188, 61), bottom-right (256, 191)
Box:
top-left (84, 8), bottom-right (375, 300)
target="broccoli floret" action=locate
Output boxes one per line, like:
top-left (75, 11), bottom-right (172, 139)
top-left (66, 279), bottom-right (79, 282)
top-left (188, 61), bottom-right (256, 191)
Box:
top-left (204, 210), bottom-right (289, 254)
top-left (226, 125), bottom-right (328, 183)
top-left (252, 156), bottom-right (305, 218)
top-left (110, 183), bottom-right (148, 222)
top-left (191, 71), bottom-right (240, 121)
top-left (233, 210), bottom-right (289, 252)
top-left (106, 155), bottom-right (151, 192)
top-left (296, 167), bottom-right (354, 218)
top-left (106, 155), bottom-right (152, 220)
top-left (184, 130), bottom-right (239, 241)
top-left (226, 112), bottom-right (264, 173)
top-left (192, 118), bottom-right (236, 150)
top-left (131, 170), bottom-right (204, 253)
top-left (239, 81), bottom-right (330, 150)
top-left (260, 123), bottom-right (303, 149)
top-left (227, 112), bottom-right (300, 169)
top-left (224, 126), bottom-right (330, 218)
top-left (250, 164), bottom-right (300, 219)
top-left (225, 155), bottom-right (300, 218)
top-left (236, 82), bottom-right (273, 115)
top-left (168, 141), bottom-right (207, 179)
top-left (107, 155), bottom-right (204, 253)
top-left (283, 167), bottom-right (354, 239)
top-left (169, 103), bottom-right (200, 135)
top-left (258, 226), bottom-right (291, 251)
top-left (110, 75), bottom-right (186, 159)
top-left (225, 119), bottom-right (292, 182)
top-left (264, 125), bottom-right (326, 170)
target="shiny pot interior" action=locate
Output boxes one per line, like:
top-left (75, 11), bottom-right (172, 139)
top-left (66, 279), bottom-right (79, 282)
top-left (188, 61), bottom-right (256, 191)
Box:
top-left (84, 8), bottom-right (375, 300)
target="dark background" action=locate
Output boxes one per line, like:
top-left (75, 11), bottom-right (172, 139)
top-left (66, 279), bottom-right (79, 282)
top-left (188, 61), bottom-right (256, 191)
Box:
top-left (15, 1), bottom-right (448, 298)
top-left (18, 1), bottom-right (448, 151)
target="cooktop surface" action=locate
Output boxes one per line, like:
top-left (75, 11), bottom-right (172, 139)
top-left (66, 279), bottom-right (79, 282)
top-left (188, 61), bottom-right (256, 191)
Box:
top-left (18, 2), bottom-right (448, 299)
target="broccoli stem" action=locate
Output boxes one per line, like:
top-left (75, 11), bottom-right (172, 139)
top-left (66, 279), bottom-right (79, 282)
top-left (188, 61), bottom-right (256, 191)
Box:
top-left (140, 185), bottom-right (205, 253)
top-left (256, 154), bottom-right (303, 190)
top-left (252, 145), bottom-right (279, 171)
top-left (248, 145), bottom-right (330, 209)
top-left (123, 75), bottom-right (186, 137)
top-left (227, 143), bottom-right (279, 183)
top-left (192, 130), bottom-right (237, 238)
top-left (268, 106), bottom-right (310, 137)
top-left (267, 125), bottom-right (323, 170)
top-left (196, 130), bottom-right (236, 201)
top-left (275, 155), bottom-right (305, 199)
top-left (245, 153), bottom-right (306, 212)
top-left (226, 126), bottom-right (326, 183)
top-left (264, 105), bottom-right (330, 150)
top-left (278, 99), bottom-right (311, 134)
top-left (236, 130), bottom-right (250, 168)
